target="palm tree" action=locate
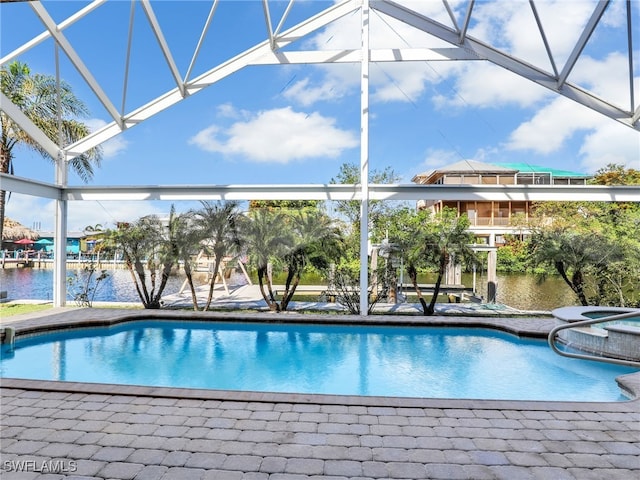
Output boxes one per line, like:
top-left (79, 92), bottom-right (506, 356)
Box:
top-left (192, 200), bottom-right (244, 311)
top-left (529, 227), bottom-right (623, 306)
top-left (167, 210), bottom-right (203, 311)
top-left (402, 208), bottom-right (476, 315)
top-left (0, 60), bottom-right (102, 241)
top-left (279, 210), bottom-right (344, 311)
top-left (243, 209), bottom-right (292, 311)
top-left (107, 212), bottom-right (176, 309)
top-left (83, 223), bottom-right (104, 234)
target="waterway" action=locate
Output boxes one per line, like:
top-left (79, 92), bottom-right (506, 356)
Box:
top-left (0, 267), bottom-right (574, 311)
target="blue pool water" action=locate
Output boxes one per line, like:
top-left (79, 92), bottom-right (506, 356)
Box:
top-left (1, 321), bottom-right (636, 401)
top-left (583, 310), bottom-right (640, 326)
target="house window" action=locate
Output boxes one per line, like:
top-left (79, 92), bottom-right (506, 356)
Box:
top-left (516, 173), bottom-right (551, 185)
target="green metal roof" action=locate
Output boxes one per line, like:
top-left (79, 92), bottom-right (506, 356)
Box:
top-left (493, 163), bottom-right (591, 177)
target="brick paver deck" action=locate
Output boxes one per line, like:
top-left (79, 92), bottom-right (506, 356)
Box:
top-left (1, 309), bottom-right (639, 479)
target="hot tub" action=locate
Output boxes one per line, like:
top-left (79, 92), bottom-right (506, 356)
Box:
top-left (552, 306), bottom-right (640, 363)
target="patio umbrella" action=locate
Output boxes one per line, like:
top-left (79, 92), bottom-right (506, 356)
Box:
top-left (35, 238), bottom-right (54, 245)
top-left (13, 238), bottom-right (35, 245)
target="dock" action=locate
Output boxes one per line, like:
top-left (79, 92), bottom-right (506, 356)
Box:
top-left (0, 257), bottom-right (33, 268)
top-left (270, 284), bottom-right (476, 303)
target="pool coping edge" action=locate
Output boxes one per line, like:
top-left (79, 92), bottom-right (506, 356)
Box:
top-left (2, 309), bottom-right (639, 410)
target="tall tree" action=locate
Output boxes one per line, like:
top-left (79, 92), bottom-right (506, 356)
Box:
top-left (529, 200), bottom-right (639, 307)
top-left (330, 162), bottom-right (402, 227)
top-left (248, 200), bottom-right (321, 212)
top-left (421, 210), bottom-right (476, 315)
top-left (243, 209), bottom-right (292, 311)
top-left (279, 210), bottom-right (344, 311)
top-left (590, 163), bottom-right (640, 185)
top-left (0, 61), bottom-right (102, 241)
top-left (107, 211), bottom-right (177, 309)
top-left (168, 209), bottom-right (203, 311)
top-left (382, 207), bottom-right (476, 315)
top-left (376, 206), bottom-right (430, 303)
top-left (529, 227), bottom-right (622, 306)
top-left (192, 200), bottom-right (244, 311)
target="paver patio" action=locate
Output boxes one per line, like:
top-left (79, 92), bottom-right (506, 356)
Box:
top-left (1, 308), bottom-right (639, 479)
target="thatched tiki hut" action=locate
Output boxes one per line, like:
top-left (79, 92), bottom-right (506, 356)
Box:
top-left (2, 217), bottom-right (38, 249)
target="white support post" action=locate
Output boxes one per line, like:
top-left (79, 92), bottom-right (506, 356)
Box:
top-left (487, 233), bottom-right (497, 303)
top-left (359, 0), bottom-right (370, 316)
top-left (237, 259), bottom-right (252, 285)
top-left (53, 44), bottom-right (68, 308)
top-left (53, 164), bottom-right (68, 307)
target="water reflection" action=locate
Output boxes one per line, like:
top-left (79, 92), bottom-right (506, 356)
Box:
top-left (1, 322), bottom-right (634, 401)
top-left (65, 324), bottom-right (548, 397)
top-left (52, 342), bottom-right (66, 381)
top-left (0, 268), bottom-right (575, 311)
top-left (0, 268), bottom-right (187, 304)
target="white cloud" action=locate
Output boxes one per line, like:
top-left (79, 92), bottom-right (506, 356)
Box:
top-left (505, 97), bottom-right (598, 154)
top-left (283, 76), bottom-right (350, 106)
top-left (216, 103), bottom-right (244, 119)
top-left (188, 106), bottom-right (358, 163)
top-left (285, 1), bottom-right (600, 111)
top-left (600, 0), bottom-right (628, 28)
top-left (371, 62), bottom-right (435, 104)
top-left (435, 62), bottom-right (547, 109)
top-left (4, 195), bottom-right (47, 231)
top-left (471, 1), bottom-right (595, 67)
top-left (571, 52), bottom-right (635, 108)
top-left (5, 195), bottom-right (170, 233)
top-left (417, 148), bottom-right (463, 172)
top-left (283, 2), bottom-right (453, 107)
top-left (86, 119), bottom-right (128, 158)
top-left (505, 95), bottom-right (640, 172)
top-left (578, 122), bottom-right (640, 172)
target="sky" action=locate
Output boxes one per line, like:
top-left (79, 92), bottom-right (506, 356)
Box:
top-left (1, 0), bottom-right (639, 233)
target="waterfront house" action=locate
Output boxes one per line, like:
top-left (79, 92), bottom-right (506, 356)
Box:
top-left (34, 231), bottom-right (86, 256)
top-left (412, 160), bottom-right (592, 246)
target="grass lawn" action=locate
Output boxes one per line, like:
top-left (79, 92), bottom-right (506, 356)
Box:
top-left (0, 303), bottom-right (53, 317)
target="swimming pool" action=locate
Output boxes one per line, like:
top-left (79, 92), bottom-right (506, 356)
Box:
top-left (1, 320), bottom-right (636, 402)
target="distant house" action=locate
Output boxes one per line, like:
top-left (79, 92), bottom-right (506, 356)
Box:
top-left (412, 160), bottom-right (592, 245)
top-left (35, 231), bottom-right (87, 255)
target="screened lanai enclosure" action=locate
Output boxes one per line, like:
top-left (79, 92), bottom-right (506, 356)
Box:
top-left (1, 0), bottom-right (639, 313)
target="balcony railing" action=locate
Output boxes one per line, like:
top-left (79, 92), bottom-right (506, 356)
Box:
top-left (471, 217), bottom-right (512, 226)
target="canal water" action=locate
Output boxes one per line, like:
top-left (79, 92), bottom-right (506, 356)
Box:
top-left (0, 268), bottom-right (186, 304)
top-left (0, 267), bottom-right (574, 311)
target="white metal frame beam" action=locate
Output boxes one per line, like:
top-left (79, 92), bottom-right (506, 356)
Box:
top-left (1, 0), bottom-right (639, 310)
top-left (58, 184), bottom-right (640, 203)
top-left (140, 0), bottom-right (186, 97)
top-left (0, 174), bottom-right (61, 199)
top-left (13, 0), bottom-right (635, 163)
top-left (63, 0), bottom-right (359, 160)
top-left (0, 0), bottom-right (107, 66)
top-left (0, 92), bottom-right (61, 161)
top-left (29, 1), bottom-right (123, 128)
top-left (252, 47), bottom-right (480, 65)
top-left (557, 0), bottom-right (608, 88)
top-left (372, 0), bottom-right (639, 130)
top-left (359, 0), bottom-right (371, 315)
top-left (4, 174), bottom-right (638, 204)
